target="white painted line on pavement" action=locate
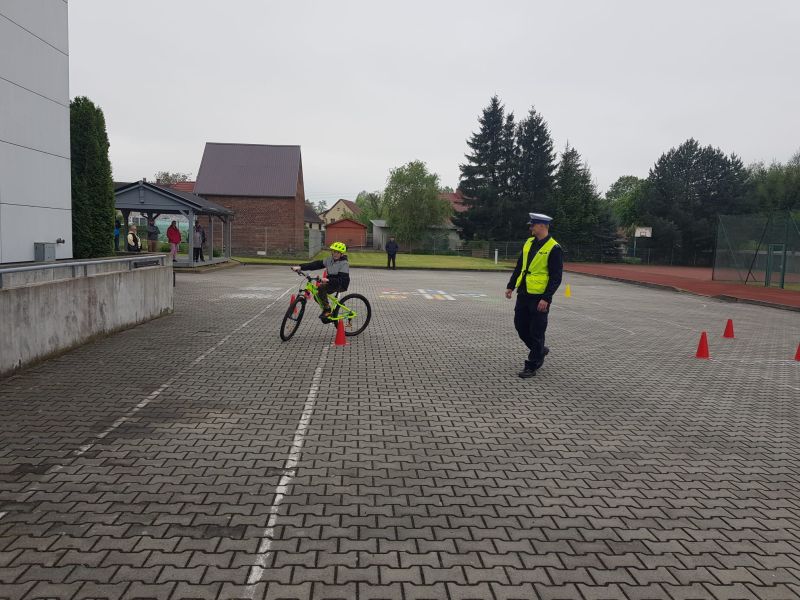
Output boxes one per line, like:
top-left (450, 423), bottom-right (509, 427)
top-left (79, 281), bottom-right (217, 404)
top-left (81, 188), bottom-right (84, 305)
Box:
top-left (246, 345), bottom-right (329, 590)
top-left (1, 283), bottom-right (296, 525)
top-left (72, 287), bottom-right (294, 457)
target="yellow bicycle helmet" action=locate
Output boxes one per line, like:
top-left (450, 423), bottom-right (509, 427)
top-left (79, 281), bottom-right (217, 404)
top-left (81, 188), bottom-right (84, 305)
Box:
top-left (329, 241), bottom-right (347, 253)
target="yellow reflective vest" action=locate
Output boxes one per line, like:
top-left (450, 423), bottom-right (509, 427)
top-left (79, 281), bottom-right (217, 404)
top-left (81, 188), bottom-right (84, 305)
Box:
top-left (514, 236), bottom-right (559, 294)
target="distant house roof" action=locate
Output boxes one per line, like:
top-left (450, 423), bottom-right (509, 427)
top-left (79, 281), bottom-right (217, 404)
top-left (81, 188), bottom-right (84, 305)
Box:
top-left (114, 181), bottom-right (234, 216)
top-left (194, 143), bottom-right (301, 198)
top-left (322, 198), bottom-right (361, 216)
top-left (370, 219), bottom-right (388, 228)
top-left (163, 181), bottom-right (196, 193)
top-left (439, 189), bottom-right (470, 213)
top-left (304, 204), bottom-right (324, 224)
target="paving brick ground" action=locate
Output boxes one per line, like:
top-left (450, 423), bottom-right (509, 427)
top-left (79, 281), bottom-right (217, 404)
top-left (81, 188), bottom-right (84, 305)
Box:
top-left (1, 265), bottom-right (799, 600)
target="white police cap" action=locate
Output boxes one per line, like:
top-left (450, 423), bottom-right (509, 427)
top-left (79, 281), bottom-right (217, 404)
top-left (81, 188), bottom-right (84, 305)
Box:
top-left (527, 212), bottom-right (553, 225)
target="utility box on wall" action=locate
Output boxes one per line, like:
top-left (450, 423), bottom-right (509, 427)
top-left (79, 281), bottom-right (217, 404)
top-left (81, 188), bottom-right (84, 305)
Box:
top-left (34, 243), bottom-right (56, 262)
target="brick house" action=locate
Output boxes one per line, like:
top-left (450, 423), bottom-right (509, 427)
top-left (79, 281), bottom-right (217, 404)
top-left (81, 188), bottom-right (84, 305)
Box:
top-left (325, 218), bottom-right (367, 250)
top-left (194, 143), bottom-right (306, 255)
top-left (321, 199), bottom-right (361, 225)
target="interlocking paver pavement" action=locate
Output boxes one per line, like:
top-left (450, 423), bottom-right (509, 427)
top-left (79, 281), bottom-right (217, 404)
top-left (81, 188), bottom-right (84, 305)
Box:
top-left (1, 265), bottom-right (799, 600)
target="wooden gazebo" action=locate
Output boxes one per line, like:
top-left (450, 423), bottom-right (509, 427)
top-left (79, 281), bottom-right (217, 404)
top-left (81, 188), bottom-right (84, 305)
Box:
top-left (114, 181), bottom-right (234, 266)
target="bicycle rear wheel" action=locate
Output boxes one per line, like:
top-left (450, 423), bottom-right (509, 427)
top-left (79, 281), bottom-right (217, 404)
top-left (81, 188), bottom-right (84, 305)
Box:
top-left (280, 296), bottom-right (307, 341)
top-left (336, 293), bottom-right (372, 336)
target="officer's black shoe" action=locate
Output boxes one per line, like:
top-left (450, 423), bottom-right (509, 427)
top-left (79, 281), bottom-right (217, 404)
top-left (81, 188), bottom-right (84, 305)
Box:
top-left (518, 368), bottom-right (537, 379)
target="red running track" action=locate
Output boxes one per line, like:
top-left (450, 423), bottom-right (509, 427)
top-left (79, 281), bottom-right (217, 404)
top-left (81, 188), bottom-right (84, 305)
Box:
top-left (564, 263), bottom-right (800, 311)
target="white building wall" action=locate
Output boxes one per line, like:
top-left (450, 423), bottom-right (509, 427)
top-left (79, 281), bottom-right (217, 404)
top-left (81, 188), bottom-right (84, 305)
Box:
top-left (0, 1), bottom-right (72, 263)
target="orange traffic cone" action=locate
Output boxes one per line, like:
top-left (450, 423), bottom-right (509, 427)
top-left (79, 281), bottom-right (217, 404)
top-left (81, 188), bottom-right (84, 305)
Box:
top-left (723, 319), bottom-right (735, 339)
top-left (795, 343), bottom-right (800, 362)
top-left (333, 320), bottom-right (347, 346)
top-left (695, 332), bottom-right (710, 359)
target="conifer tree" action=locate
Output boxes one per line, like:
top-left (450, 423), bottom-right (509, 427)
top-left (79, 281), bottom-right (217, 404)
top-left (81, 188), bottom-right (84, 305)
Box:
top-left (516, 107), bottom-right (557, 230)
top-left (641, 139), bottom-right (750, 263)
top-left (70, 96), bottom-right (114, 258)
top-left (554, 145), bottom-right (618, 260)
top-left (457, 96), bottom-right (516, 239)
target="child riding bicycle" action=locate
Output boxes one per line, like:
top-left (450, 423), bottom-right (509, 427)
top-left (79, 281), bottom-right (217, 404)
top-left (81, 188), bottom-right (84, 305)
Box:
top-left (291, 242), bottom-right (350, 319)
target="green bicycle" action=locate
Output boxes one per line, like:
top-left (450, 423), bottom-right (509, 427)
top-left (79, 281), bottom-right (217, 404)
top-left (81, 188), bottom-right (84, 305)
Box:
top-left (280, 270), bottom-right (372, 341)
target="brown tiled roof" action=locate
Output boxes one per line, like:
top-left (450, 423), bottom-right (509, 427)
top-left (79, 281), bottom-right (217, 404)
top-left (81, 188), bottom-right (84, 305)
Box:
top-left (322, 198), bottom-right (361, 216)
top-left (194, 143), bottom-right (301, 198)
top-left (165, 181), bottom-right (195, 193)
top-left (340, 199), bottom-right (361, 214)
top-left (439, 189), bottom-right (470, 213)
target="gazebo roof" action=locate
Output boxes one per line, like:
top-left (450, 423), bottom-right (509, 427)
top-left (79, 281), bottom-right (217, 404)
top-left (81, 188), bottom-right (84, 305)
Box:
top-left (114, 181), bottom-right (234, 216)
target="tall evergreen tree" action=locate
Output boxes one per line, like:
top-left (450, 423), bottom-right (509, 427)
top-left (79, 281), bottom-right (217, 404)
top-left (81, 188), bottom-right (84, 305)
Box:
top-left (553, 145), bottom-right (617, 260)
top-left (70, 96), bottom-right (114, 258)
top-left (457, 96), bottom-right (516, 239)
top-left (515, 107), bottom-right (557, 229)
top-left (640, 139), bottom-right (750, 263)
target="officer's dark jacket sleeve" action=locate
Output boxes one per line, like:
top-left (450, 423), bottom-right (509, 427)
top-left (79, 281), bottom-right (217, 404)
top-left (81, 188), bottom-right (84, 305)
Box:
top-left (507, 253), bottom-right (523, 290)
top-left (542, 245), bottom-right (563, 303)
top-left (299, 260), bottom-right (325, 271)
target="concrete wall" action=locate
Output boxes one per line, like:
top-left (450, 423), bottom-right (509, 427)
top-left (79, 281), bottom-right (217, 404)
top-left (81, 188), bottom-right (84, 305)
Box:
top-left (0, 1), bottom-right (72, 263)
top-left (0, 261), bottom-right (173, 378)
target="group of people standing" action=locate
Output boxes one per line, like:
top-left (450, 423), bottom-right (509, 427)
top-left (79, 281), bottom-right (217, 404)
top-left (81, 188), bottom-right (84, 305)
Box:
top-left (113, 217), bottom-right (207, 262)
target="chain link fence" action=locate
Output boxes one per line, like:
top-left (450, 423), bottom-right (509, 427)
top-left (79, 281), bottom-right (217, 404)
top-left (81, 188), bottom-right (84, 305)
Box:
top-left (394, 236), bottom-right (624, 264)
top-left (713, 211), bottom-right (800, 289)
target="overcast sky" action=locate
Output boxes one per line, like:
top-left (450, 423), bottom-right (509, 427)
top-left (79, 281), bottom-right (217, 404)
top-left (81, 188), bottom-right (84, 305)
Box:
top-left (68, 0), bottom-right (800, 207)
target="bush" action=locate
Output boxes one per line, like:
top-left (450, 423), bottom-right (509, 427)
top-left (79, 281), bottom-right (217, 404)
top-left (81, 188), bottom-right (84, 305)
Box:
top-left (622, 256), bottom-right (642, 264)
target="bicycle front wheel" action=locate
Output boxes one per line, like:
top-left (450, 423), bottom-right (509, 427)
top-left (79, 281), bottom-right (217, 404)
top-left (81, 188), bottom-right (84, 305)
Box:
top-left (280, 296), bottom-right (307, 341)
top-left (337, 293), bottom-right (372, 336)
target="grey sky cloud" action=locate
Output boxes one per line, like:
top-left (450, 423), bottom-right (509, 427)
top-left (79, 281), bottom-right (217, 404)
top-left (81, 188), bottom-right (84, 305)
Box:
top-left (68, 0), bottom-right (800, 205)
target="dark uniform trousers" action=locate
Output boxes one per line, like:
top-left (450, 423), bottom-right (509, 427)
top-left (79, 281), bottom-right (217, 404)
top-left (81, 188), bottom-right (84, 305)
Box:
top-left (514, 293), bottom-right (549, 370)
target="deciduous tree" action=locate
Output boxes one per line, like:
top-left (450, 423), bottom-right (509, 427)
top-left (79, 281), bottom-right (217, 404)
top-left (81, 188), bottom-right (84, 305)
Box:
top-left (385, 161), bottom-right (451, 249)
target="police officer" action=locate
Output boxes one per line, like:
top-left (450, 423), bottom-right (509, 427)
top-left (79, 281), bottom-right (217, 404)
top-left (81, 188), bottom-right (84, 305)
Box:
top-left (505, 213), bottom-right (563, 378)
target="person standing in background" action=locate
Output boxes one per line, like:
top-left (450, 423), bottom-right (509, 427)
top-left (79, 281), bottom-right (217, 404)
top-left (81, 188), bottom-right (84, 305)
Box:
top-left (167, 220), bottom-right (181, 261)
top-left (114, 219), bottom-right (121, 252)
top-left (146, 215), bottom-right (161, 252)
top-left (193, 222), bottom-right (204, 262)
top-left (386, 236), bottom-right (399, 269)
top-left (126, 225), bottom-right (142, 252)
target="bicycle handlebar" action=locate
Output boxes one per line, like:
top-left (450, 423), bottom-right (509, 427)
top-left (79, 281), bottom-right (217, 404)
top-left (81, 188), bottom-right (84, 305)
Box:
top-left (293, 269), bottom-right (321, 282)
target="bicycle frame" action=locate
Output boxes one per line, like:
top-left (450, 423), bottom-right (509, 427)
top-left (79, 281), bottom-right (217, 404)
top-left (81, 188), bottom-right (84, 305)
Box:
top-left (295, 271), bottom-right (358, 321)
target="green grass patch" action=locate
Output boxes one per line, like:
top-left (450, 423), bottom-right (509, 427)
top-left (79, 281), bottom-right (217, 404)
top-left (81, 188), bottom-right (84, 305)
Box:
top-left (235, 251), bottom-right (513, 271)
